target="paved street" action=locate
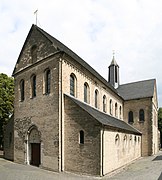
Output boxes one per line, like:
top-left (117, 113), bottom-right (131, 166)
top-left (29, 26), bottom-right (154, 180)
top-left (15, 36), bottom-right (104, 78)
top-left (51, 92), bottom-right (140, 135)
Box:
top-left (0, 150), bottom-right (162, 180)
top-left (107, 150), bottom-right (162, 180)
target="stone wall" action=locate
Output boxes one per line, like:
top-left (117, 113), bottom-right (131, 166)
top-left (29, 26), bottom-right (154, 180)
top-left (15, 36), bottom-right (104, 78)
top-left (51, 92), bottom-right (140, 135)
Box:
top-left (152, 84), bottom-right (159, 154)
top-left (123, 98), bottom-right (153, 156)
top-left (4, 116), bottom-right (14, 161)
top-left (14, 55), bottom-right (60, 170)
top-left (62, 56), bottom-right (123, 119)
top-left (103, 129), bottom-right (141, 175)
top-left (64, 95), bottom-right (101, 176)
top-left (13, 26), bottom-right (62, 171)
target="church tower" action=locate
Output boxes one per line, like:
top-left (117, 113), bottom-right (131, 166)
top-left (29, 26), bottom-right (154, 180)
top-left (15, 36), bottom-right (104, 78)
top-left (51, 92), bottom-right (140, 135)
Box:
top-left (108, 54), bottom-right (120, 88)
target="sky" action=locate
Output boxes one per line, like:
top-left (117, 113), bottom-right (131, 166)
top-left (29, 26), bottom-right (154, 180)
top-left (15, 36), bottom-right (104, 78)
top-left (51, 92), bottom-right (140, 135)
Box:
top-left (1, 0), bottom-right (162, 106)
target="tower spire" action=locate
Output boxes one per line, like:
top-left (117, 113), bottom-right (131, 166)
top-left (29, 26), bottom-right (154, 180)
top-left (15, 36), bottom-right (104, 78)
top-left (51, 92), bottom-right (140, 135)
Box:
top-left (111, 50), bottom-right (118, 66)
top-left (108, 51), bottom-right (120, 88)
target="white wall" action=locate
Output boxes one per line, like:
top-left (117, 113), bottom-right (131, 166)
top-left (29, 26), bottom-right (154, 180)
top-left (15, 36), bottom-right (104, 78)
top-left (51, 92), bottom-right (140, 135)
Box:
top-left (103, 130), bottom-right (141, 175)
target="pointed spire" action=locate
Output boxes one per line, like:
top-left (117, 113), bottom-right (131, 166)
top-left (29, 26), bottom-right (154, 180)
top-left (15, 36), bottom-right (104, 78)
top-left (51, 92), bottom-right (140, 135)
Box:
top-left (110, 50), bottom-right (118, 66)
top-left (108, 50), bottom-right (120, 88)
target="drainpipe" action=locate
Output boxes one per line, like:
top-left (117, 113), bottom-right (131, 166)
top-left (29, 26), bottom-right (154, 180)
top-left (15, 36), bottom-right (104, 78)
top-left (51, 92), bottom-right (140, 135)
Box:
top-left (59, 52), bottom-right (64, 172)
top-left (101, 125), bottom-right (104, 176)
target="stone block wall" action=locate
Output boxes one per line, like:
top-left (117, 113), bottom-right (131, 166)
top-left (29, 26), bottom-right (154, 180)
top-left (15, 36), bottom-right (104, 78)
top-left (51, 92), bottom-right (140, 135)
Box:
top-left (14, 32), bottom-right (61, 171)
top-left (152, 86), bottom-right (159, 154)
top-left (4, 116), bottom-right (14, 161)
top-left (64, 95), bottom-right (101, 176)
top-left (62, 56), bottom-right (123, 120)
top-left (123, 98), bottom-right (153, 156)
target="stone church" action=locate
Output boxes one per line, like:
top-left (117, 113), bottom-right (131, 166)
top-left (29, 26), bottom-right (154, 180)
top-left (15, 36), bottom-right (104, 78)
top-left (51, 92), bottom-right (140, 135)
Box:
top-left (4, 24), bottom-right (158, 176)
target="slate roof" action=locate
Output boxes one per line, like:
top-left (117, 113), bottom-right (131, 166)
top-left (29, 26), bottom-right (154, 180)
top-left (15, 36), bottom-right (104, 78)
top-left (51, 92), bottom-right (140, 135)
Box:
top-left (117, 79), bottom-right (155, 100)
top-left (65, 94), bottom-right (141, 135)
top-left (34, 25), bottom-right (119, 96)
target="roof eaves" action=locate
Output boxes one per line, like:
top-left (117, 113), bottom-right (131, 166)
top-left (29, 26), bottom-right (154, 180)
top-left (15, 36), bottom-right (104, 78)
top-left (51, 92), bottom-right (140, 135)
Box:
top-left (64, 94), bottom-right (141, 135)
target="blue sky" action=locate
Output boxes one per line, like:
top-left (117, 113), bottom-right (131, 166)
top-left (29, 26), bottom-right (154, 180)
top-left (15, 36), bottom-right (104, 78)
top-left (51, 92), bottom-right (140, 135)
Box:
top-left (1, 0), bottom-right (162, 106)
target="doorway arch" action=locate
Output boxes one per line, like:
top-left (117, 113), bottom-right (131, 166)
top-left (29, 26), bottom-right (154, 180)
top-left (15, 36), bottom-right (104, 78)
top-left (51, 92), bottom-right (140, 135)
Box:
top-left (26, 126), bottom-right (41, 166)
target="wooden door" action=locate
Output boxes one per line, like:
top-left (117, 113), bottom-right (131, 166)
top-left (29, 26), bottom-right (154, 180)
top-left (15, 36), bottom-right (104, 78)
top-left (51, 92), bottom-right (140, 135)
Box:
top-left (31, 143), bottom-right (40, 166)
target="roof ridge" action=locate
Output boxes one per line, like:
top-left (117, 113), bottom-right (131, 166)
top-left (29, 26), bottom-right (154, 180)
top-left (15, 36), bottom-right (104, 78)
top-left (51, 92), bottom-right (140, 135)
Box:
top-left (119, 78), bottom-right (155, 87)
top-left (35, 25), bottom-right (120, 96)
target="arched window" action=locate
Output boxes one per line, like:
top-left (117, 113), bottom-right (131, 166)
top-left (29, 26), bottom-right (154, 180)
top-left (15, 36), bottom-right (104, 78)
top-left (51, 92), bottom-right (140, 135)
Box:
top-left (128, 111), bottom-right (134, 123)
top-left (103, 95), bottom-right (107, 112)
top-left (95, 89), bottom-right (99, 108)
top-left (138, 137), bottom-right (140, 142)
top-left (31, 75), bottom-right (36, 98)
top-left (79, 130), bottom-right (84, 144)
top-left (124, 135), bottom-right (127, 148)
top-left (20, 79), bottom-right (25, 101)
top-left (139, 109), bottom-right (145, 122)
top-left (110, 99), bottom-right (112, 115)
top-left (31, 45), bottom-right (37, 63)
top-left (124, 135), bottom-right (127, 141)
top-left (70, 73), bottom-right (76, 97)
top-left (115, 134), bottom-right (120, 146)
top-left (119, 106), bottom-right (122, 119)
top-left (134, 136), bottom-right (137, 142)
top-left (45, 69), bottom-right (51, 94)
top-left (115, 103), bottom-right (118, 117)
top-left (84, 82), bottom-right (89, 103)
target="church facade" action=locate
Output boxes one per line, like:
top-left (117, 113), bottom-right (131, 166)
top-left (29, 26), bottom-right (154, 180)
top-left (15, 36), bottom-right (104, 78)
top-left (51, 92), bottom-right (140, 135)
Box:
top-left (4, 25), bottom-right (158, 176)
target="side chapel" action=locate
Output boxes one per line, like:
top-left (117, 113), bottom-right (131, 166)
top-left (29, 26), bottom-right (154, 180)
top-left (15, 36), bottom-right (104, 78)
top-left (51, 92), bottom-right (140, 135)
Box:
top-left (4, 24), bottom-right (158, 176)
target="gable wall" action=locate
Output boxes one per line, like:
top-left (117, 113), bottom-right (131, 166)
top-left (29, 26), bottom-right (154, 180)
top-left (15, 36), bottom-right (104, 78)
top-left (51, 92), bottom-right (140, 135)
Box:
top-left (13, 27), bottom-right (61, 171)
top-left (14, 26), bottom-right (57, 74)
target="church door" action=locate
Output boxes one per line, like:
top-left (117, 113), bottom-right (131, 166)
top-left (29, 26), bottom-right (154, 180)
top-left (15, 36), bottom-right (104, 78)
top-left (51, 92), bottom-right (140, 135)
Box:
top-left (28, 127), bottom-right (41, 167)
top-left (31, 143), bottom-right (40, 166)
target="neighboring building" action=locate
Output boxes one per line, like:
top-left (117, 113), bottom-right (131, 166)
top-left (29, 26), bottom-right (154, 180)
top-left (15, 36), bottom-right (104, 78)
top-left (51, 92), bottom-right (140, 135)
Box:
top-left (4, 24), bottom-right (158, 176)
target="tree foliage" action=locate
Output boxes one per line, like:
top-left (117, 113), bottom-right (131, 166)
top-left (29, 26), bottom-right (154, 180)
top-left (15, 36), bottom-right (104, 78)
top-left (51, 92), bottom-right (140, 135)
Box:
top-left (0, 73), bottom-right (14, 149)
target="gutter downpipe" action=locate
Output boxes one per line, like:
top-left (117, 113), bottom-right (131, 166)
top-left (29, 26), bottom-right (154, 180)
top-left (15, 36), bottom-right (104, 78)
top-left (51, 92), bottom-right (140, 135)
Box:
top-left (59, 52), bottom-right (63, 172)
top-left (101, 125), bottom-right (104, 176)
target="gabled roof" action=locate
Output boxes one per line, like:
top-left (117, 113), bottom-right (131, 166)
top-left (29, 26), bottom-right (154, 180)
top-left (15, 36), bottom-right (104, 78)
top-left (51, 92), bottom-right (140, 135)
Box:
top-left (13, 24), bottom-right (120, 96)
top-left (117, 79), bottom-right (155, 100)
top-left (65, 94), bottom-right (141, 135)
top-left (34, 25), bottom-right (120, 96)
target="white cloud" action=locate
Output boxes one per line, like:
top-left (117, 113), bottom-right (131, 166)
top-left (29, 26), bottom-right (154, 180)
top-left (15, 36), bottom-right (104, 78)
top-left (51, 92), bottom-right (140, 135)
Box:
top-left (0, 0), bottom-right (162, 106)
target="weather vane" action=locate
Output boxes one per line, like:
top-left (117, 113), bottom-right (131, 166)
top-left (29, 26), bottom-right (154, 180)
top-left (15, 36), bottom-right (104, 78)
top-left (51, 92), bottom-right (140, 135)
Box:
top-left (34, 9), bottom-right (38, 25)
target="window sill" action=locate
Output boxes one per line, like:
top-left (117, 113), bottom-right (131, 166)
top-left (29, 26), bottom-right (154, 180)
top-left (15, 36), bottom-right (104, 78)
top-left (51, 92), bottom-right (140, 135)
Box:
top-left (139, 121), bottom-right (145, 123)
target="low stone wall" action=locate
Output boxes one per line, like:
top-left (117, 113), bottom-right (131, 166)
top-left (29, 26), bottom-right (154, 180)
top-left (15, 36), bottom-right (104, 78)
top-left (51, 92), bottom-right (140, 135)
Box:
top-left (4, 116), bottom-right (14, 161)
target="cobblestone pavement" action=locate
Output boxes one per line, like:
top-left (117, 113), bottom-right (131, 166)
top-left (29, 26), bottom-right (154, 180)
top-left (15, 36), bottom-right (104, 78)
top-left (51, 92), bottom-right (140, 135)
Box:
top-left (0, 150), bottom-right (162, 180)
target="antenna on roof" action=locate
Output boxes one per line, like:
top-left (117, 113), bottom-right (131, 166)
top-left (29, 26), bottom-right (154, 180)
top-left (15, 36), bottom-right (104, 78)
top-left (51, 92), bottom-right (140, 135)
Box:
top-left (34, 9), bottom-right (38, 25)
